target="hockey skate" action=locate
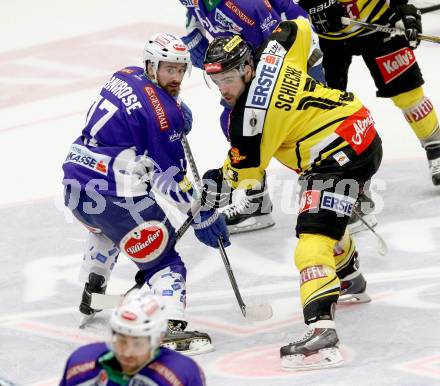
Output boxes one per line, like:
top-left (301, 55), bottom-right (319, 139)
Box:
top-left (281, 321), bottom-right (343, 371)
top-left (338, 271), bottom-right (371, 304)
top-left (222, 176), bottom-right (275, 234)
top-left (161, 320), bottom-right (214, 356)
top-left (426, 143), bottom-right (440, 186)
top-left (79, 272), bottom-right (106, 328)
top-left (347, 192), bottom-right (377, 234)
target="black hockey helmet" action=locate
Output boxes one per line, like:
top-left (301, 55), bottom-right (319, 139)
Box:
top-left (204, 35), bottom-right (253, 75)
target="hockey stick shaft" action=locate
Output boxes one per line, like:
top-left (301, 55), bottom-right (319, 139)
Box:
top-left (217, 237), bottom-right (247, 316)
top-left (181, 134), bottom-right (203, 187)
top-left (341, 17), bottom-right (440, 44)
top-left (420, 4), bottom-right (440, 14)
top-left (181, 134), bottom-right (271, 320)
top-left (353, 209), bottom-right (388, 256)
top-left (181, 134), bottom-right (245, 310)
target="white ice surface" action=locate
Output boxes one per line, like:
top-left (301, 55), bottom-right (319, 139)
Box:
top-left (0, 2), bottom-right (439, 385)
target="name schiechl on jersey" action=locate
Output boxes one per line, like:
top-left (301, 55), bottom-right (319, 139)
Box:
top-left (275, 65), bottom-right (302, 111)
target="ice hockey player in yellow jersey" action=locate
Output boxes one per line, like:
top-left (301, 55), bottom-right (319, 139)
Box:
top-left (201, 19), bottom-right (382, 370)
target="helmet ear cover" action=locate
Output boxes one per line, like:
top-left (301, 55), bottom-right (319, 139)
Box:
top-left (203, 35), bottom-right (253, 76)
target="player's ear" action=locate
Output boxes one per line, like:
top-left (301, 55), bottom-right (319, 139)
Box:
top-left (244, 64), bottom-right (253, 83)
top-left (146, 62), bottom-right (156, 80)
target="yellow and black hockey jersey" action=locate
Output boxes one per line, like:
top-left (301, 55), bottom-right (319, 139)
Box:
top-left (317, 0), bottom-right (394, 40)
top-left (222, 19), bottom-right (380, 189)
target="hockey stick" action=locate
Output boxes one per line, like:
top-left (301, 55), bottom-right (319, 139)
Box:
top-left (181, 134), bottom-right (273, 322)
top-left (341, 17), bottom-right (440, 44)
top-left (90, 200), bottom-right (203, 311)
top-left (353, 209), bottom-right (388, 256)
top-left (420, 4), bottom-right (440, 14)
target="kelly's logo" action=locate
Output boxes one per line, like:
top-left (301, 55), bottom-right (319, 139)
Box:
top-left (376, 47), bottom-right (416, 84)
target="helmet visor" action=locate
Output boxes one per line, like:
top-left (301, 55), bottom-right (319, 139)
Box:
top-left (203, 67), bottom-right (245, 90)
top-left (210, 68), bottom-right (244, 87)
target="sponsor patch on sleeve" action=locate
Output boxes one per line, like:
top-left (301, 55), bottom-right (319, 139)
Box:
top-left (332, 150), bottom-right (350, 166)
top-left (64, 144), bottom-right (111, 176)
top-left (335, 106), bottom-right (377, 155)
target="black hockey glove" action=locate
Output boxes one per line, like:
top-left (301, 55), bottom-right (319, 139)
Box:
top-left (299, 0), bottom-right (345, 34)
top-left (394, 4), bottom-right (422, 49)
top-left (201, 168), bottom-right (233, 209)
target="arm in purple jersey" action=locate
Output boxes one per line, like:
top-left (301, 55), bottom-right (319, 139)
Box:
top-left (145, 134), bottom-right (197, 209)
top-left (59, 343), bottom-right (106, 386)
top-left (270, 0), bottom-right (309, 20)
top-left (146, 349), bottom-right (206, 386)
top-left (181, 9), bottom-right (209, 69)
top-left (211, 0), bottom-right (306, 50)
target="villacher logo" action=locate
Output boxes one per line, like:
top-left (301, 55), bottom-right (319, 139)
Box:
top-left (121, 221), bottom-right (169, 263)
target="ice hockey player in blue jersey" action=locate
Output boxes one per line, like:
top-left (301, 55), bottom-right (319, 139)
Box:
top-left (62, 32), bottom-right (230, 354)
top-left (178, 0), bottom-right (315, 71)
top-left (59, 289), bottom-right (206, 385)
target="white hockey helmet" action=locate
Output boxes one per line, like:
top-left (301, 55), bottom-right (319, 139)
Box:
top-left (110, 289), bottom-right (168, 350)
top-left (143, 32), bottom-right (191, 78)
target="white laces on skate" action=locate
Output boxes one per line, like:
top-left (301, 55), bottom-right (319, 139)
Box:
top-left (223, 196), bottom-right (252, 218)
top-left (289, 326), bottom-right (315, 345)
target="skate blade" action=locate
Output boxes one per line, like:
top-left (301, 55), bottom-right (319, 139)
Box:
top-left (79, 313), bottom-right (96, 329)
top-left (338, 291), bottom-right (371, 304)
top-left (281, 347), bottom-right (344, 371)
top-left (347, 213), bottom-right (377, 235)
top-left (161, 340), bottom-right (214, 356)
top-left (228, 214), bottom-right (275, 235)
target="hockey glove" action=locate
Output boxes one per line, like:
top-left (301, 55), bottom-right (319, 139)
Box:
top-left (192, 208), bottom-right (231, 248)
top-left (299, 0), bottom-right (344, 34)
top-left (181, 29), bottom-right (209, 69)
top-left (394, 4), bottom-right (422, 48)
top-left (202, 168), bottom-right (233, 209)
top-left (180, 101), bottom-right (193, 135)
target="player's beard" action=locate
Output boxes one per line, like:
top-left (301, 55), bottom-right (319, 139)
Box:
top-left (221, 93), bottom-right (237, 107)
top-left (163, 81), bottom-right (181, 97)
